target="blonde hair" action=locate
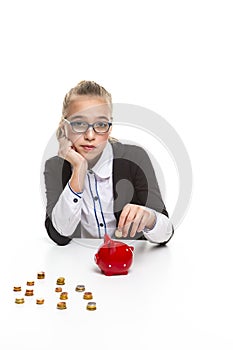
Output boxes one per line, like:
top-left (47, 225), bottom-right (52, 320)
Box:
top-left (57, 80), bottom-right (114, 140)
top-left (62, 80), bottom-right (112, 117)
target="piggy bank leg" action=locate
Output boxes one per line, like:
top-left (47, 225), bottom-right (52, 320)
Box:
top-left (102, 270), bottom-right (113, 276)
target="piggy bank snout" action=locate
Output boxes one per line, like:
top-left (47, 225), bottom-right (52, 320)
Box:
top-left (94, 253), bottom-right (99, 265)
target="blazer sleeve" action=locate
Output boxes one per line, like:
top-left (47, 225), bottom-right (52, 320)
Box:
top-left (44, 156), bottom-right (72, 246)
top-left (132, 146), bottom-right (174, 243)
top-left (112, 143), bottom-right (173, 243)
top-left (133, 146), bottom-right (168, 216)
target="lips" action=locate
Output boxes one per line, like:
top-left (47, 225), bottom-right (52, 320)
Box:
top-left (81, 145), bottom-right (96, 151)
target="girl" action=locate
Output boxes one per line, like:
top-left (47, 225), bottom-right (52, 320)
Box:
top-left (44, 80), bottom-right (174, 245)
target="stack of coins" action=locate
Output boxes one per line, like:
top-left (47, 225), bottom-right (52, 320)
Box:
top-left (56, 277), bottom-right (65, 285)
top-left (15, 298), bottom-right (25, 304)
top-left (37, 271), bottom-right (45, 279)
top-left (26, 281), bottom-right (35, 286)
top-left (86, 302), bottom-right (96, 311)
top-left (57, 301), bottom-right (67, 310)
top-left (83, 292), bottom-right (93, 300)
top-left (13, 286), bottom-right (21, 292)
top-left (75, 284), bottom-right (85, 292)
top-left (55, 287), bottom-right (62, 293)
top-left (25, 289), bottom-right (34, 296)
top-left (60, 292), bottom-right (68, 300)
top-left (36, 298), bottom-right (44, 305)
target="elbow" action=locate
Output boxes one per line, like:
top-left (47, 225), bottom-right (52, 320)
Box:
top-left (45, 216), bottom-right (71, 246)
top-left (158, 225), bottom-right (174, 246)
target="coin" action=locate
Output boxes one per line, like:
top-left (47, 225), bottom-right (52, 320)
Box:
top-left (86, 302), bottom-right (96, 311)
top-left (13, 286), bottom-right (21, 292)
top-left (36, 298), bottom-right (44, 305)
top-left (27, 281), bottom-right (35, 286)
top-left (37, 271), bottom-right (45, 279)
top-left (55, 287), bottom-right (62, 293)
top-left (83, 292), bottom-right (93, 300)
top-left (115, 229), bottom-right (122, 238)
top-left (75, 285), bottom-right (85, 292)
top-left (60, 292), bottom-right (68, 300)
top-left (15, 298), bottom-right (24, 304)
top-left (56, 277), bottom-right (65, 285)
top-left (57, 301), bottom-right (67, 310)
top-left (25, 289), bottom-right (34, 296)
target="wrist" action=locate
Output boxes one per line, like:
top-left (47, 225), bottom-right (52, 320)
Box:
top-left (70, 166), bottom-right (87, 193)
top-left (145, 211), bottom-right (157, 230)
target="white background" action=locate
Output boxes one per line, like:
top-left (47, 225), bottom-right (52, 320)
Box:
top-left (0, 0), bottom-right (233, 348)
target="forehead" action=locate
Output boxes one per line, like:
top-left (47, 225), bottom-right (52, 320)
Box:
top-left (67, 96), bottom-right (111, 119)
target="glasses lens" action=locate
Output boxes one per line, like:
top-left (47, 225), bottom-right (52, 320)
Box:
top-left (71, 121), bottom-right (88, 133)
top-left (94, 122), bottom-right (109, 133)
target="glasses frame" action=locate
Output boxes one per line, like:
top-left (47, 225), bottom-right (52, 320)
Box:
top-left (63, 118), bottom-right (112, 134)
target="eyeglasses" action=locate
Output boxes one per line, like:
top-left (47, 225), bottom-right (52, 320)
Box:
top-left (63, 119), bottom-right (112, 134)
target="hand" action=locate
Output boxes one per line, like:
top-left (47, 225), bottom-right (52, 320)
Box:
top-left (58, 129), bottom-right (88, 193)
top-left (58, 133), bottom-right (87, 169)
top-left (118, 204), bottom-right (156, 238)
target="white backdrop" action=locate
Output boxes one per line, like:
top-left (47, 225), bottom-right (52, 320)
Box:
top-left (0, 0), bottom-right (232, 348)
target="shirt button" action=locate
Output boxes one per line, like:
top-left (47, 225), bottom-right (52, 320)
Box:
top-left (100, 223), bottom-right (104, 227)
top-left (73, 198), bottom-right (78, 203)
top-left (89, 169), bottom-right (94, 174)
top-left (94, 196), bottom-right (98, 201)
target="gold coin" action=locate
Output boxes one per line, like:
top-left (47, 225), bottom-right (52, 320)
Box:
top-left (60, 292), bottom-right (68, 300)
top-left (56, 277), bottom-right (65, 285)
top-left (36, 298), bottom-right (44, 305)
top-left (115, 229), bottom-right (122, 238)
top-left (27, 281), bottom-right (35, 286)
top-left (83, 292), bottom-right (93, 300)
top-left (25, 289), bottom-right (34, 296)
top-left (57, 301), bottom-right (67, 310)
top-left (75, 285), bottom-right (85, 292)
top-left (13, 286), bottom-right (21, 292)
top-left (15, 298), bottom-right (24, 304)
top-left (55, 287), bottom-right (62, 293)
top-left (37, 271), bottom-right (45, 279)
top-left (86, 302), bottom-right (96, 311)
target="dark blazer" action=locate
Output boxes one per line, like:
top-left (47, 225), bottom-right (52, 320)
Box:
top-left (44, 141), bottom-right (173, 245)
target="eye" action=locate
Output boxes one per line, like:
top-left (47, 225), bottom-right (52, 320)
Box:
top-left (71, 121), bottom-right (87, 127)
top-left (95, 122), bottom-right (108, 128)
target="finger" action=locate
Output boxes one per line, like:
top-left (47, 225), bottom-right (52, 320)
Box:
top-left (122, 211), bottom-right (138, 237)
top-left (120, 223), bottom-right (129, 238)
top-left (129, 209), bottom-right (144, 237)
top-left (137, 212), bottom-right (150, 233)
top-left (129, 220), bottom-right (141, 237)
top-left (58, 138), bottom-right (73, 158)
top-left (59, 136), bottom-right (72, 147)
top-left (118, 204), bottom-right (131, 232)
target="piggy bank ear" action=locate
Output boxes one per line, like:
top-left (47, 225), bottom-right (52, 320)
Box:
top-left (130, 246), bottom-right (134, 252)
top-left (104, 233), bottom-right (111, 244)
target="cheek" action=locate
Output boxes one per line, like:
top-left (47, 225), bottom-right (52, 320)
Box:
top-left (97, 135), bottom-right (109, 148)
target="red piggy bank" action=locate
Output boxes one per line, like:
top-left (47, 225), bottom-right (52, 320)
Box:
top-left (94, 233), bottom-right (134, 276)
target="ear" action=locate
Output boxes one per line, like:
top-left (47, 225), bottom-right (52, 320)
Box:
top-left (58, 120), bottom-right (68, 139)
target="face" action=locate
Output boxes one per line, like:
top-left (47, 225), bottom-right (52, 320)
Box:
top-left (64, 96), bottom-right (112, 165)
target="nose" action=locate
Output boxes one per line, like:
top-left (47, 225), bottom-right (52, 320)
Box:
top-left (84, 125), bottom-right (95, 140)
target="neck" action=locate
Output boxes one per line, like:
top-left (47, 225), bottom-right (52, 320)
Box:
top-left (88, 153), bottom-right (102, 169)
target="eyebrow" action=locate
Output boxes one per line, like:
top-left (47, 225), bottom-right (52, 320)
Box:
top-left (69, 115), bottom-right (109, 121)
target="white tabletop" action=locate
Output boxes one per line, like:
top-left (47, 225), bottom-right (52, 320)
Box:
top-left (1, 230), bottom-right (233, 350)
